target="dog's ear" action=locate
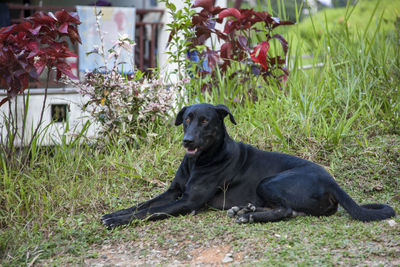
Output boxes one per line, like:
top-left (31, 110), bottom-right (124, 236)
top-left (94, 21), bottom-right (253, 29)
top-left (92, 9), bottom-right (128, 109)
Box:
top-left (215, 104), bottom-right (237, 125)
top-left (175, 106), bottom-right (187, 126)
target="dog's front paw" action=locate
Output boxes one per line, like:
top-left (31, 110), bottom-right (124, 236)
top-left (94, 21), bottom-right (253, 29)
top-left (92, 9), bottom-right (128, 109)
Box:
top-left (101, 217), bottom-right (118, 230)
top-left (101, 213), bottom-right (134, 230)
top-left (101, 207), bottom-right (136, 221)
top-left (101, 216), bottom-right (128, 230)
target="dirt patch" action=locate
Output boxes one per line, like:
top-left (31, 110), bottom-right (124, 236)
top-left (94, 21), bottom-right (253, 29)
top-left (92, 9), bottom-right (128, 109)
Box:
top-left (189, 245), bottom-right (243, 266)
top-left (84, 243), bottom-right (244, 266)
top-left (85, 243), bottom-right (169, 266)
top-left (190, 245), bottom-right (231, 265)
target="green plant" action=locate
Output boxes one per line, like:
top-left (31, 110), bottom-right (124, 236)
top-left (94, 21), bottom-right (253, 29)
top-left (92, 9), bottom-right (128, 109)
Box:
top-left (160, 0), bottom-right (197, 82)
top-left (162, 0), bottom-right (294, 106)
top-left (191, 2), bottom-right (293, 81)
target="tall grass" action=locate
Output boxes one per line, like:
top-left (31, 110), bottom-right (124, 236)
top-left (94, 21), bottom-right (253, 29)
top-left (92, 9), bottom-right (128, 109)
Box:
top-left (189, 0), bottom-right (399, 150)
top-left (0, 1), bottom-right (399, 265)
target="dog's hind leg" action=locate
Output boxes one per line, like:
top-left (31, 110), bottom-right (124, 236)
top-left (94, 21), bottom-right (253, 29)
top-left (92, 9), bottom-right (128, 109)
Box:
top-left (255, 168), bottom-right (339, 218)
top-left (227, 203), bottom-right (272, 218)
top-left (234, 207), bottom-right (306, 224)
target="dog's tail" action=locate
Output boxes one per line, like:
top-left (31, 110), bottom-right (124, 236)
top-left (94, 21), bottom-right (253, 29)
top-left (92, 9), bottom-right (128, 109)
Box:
top-left (331, 183), bottom-right (395, 221)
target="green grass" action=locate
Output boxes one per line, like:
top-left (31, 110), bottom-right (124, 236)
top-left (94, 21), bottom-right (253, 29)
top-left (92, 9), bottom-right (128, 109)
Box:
top-left (299, 0), bottom-right (400, 36)
top-left (1, 135), bottom-right (399, 266)
top-left (290, 0), bottom-right (400, 54)
top-left (1, 1), bottom-right (400, 266)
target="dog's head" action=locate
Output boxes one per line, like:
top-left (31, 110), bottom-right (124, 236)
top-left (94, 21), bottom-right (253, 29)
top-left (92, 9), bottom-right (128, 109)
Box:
top-left (175, 103), bottom-right (236, 157)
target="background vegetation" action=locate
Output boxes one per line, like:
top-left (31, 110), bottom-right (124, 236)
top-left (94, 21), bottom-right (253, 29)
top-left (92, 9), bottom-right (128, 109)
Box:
top-left (1, 0), bottom-right (399, 265)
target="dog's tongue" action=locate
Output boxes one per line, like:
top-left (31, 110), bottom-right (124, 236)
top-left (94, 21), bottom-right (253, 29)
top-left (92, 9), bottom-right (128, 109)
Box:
top-left (186, 148), bottom-right (198, 154)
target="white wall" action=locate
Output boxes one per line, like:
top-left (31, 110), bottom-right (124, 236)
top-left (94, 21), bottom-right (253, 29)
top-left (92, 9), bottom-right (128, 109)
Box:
top-left (0, 88), bottom-right (98, 147)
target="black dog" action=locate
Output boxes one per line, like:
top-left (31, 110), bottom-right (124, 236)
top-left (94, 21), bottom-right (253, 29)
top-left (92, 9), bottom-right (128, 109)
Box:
top-left (101, 103), bottom-right (395, 228)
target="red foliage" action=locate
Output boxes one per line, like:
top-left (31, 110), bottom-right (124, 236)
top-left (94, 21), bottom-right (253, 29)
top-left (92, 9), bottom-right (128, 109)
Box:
top-left (193, 0), bottom-right (215, 11)
top-left (179, 3), bottom-right (294, 87)
top-left (219, 8), bottom-right (242, 21)
top-left (0, 10), bottom-right (81, 106)
top-left (250, 41), bottom-right (270, 71)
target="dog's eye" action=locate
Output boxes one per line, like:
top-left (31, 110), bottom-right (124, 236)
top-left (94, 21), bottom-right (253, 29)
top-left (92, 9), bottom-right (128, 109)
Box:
top-left (185, 118), bottom-right (190, 123)
top-left (201, 119), bottom-right (208, 124)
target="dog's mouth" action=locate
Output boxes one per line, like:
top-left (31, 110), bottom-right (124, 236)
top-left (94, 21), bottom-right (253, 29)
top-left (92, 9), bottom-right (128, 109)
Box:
top-left (185, 147), bottom-right (198, 155)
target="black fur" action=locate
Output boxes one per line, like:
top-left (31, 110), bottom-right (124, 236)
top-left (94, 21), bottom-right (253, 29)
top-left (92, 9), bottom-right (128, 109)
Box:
top-left (101, 103), bottom-right (395, 228)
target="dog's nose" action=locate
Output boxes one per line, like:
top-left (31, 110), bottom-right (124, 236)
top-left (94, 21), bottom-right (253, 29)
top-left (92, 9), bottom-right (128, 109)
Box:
top-left (183, 136), bottom-right (194, 147)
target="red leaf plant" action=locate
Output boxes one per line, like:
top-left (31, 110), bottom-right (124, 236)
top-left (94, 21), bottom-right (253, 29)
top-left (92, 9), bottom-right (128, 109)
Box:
top-left (0, 10), bottom-right (81, 106)
top-left (250, 41), bottom-right (270, 71)
top-left (174, 0), bottom-right (294, 90)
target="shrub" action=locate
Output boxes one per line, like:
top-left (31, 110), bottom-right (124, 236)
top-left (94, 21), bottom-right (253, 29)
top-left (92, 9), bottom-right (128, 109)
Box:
top-left (0, 10), bottom-right (80, 106)
top-left (163, 0), bottom-right (294, 103)
top-left (67, 15), bottom-right (175, 146)
top-left (0, 10), bottom-right (81, 166)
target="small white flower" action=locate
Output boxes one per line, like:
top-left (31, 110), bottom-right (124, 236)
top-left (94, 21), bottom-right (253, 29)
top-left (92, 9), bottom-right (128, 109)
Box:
top-left (118, 33), bottom-right (129, 40)
top-left (33, 56), bottom-right (41, 63)
top-left (108, 52), bottom-right (116, 60)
